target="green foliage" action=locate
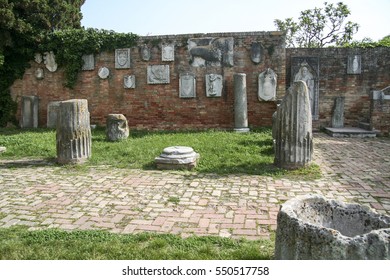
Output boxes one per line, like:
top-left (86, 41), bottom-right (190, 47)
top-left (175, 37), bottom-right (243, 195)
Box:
top-left (0, 226), bottom-right (274, 260)
top-left (0, 0), bottom-right (85, 126)
top-left (274, 2), bottom-right (359, 47)
top-left (343, 35), bottom-right (390, 48)
top-left (40, 28), bottom-right (138, 88)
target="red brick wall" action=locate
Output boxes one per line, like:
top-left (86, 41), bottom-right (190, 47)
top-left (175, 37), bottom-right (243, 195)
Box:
top-left (10, 32), bottom-right (286, 130)
top-left (286, 47), bottom-right (390, 132)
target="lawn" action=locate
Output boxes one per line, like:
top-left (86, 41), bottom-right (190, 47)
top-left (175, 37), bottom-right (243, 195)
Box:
top-left (0, 127), bottom-right (320, 260)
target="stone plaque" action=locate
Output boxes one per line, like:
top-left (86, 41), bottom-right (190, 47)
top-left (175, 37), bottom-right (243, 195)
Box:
top-left (47, 101), bottom-right (61, 128)
top-left (205, 74), bottom-right (223, 97)
top-left (258, 68), bottom-right (277, 101)
top-left (347, 55), bottom-right (361, 74)
top-left (147, 65), bottom-right (170, 84)
top-left (98, 67), bottom-right (110, 79)
top-left (291, 57), bottom-right (319, 120)
top-left (179, 73), bottom-right (196, 98)
top-left (162, 44), bottom-right (174, 61)
top-left (140, 45), bottom-right (151, 61)
top-left (115, 48), bottom-right (131, 69)
top-left (35, 68), bottom-right (44, 80)
top-left (21, 96), bottom-right (39, 128)
top-left (251, 42), bottom-right (263, 64)
top-left (124, 75), bottom-right (136, 89)
top-left (188, 37), bottom-right (234, 67)
top-left (82, 54), bottom-right (94, 70)
top-left (43, 51), bottom-right (58, 72)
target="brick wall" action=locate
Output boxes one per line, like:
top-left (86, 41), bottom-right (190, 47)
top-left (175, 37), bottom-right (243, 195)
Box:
top-left (286, 47), bottom-right (390, 131)
top-left (10, 31), bottom-right (286, 130)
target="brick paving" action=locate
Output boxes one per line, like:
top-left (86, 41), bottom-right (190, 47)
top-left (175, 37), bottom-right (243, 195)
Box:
top-left (0, 133), bottom-right (389, 240)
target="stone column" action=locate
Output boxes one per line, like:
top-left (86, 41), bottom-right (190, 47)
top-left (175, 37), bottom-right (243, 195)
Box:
top-left (47, 101), bottom-right (61, 128)
top-left (21, 96), bottom-right (39, 128)
top-left (234, 73), bottom-right (249, 132)
top-left (56, 99), bottom-right (91, 164)
top-left (331, 97), bottom-right (345, 128)
top-left (106, 114), bottom-right (129, 141)
top-left (273, 81), bottom-right (313, 170)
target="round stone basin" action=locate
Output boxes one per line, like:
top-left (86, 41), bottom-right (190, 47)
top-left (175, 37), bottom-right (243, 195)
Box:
top-left (275, 194), bottom-right (390, 259)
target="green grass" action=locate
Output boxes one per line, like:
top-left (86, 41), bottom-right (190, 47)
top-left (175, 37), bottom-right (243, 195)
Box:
top-left (0, 127), bottom-right (321, 179)
top-left (0, 226), bottom-right (274, 260)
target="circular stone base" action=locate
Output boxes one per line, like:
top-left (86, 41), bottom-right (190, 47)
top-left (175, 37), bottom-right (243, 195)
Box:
top-left (155, 146), bottom-right (199, 170)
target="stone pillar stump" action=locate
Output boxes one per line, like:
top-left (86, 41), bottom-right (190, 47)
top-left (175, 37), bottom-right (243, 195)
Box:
top-left (56, 99), bottom-right (91, 164)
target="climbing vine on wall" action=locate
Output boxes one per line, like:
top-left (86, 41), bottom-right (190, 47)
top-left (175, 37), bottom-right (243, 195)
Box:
top-left (40, 28), bottom-right (139, 88)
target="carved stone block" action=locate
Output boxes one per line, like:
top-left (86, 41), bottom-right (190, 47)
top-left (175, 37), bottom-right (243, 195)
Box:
top-left (205, 74), bottom-right (223, 97)
top-left (43, 51), bottom-right (58, 72)
top-left (347, 55), bottom-right (361, 74)
top-left (82, 54), bottom-right (95, 70)
top-left (140, 45), bottom-right (151, 61)
top-left (188, 37), bottom-right (234, 67)
top-left (331, 97), bottom-right (345, 128)
top-left (251, 42), bottom-right (263, 64)
top-left (21, 96), bottom-right (39, 128)
top-left (147, 65), bottom-right (170, 84)
top-left (258, 68), bottom-right (277, 101)
top-left (124, 75), bottom-right (136, 89)
top-left (106, 114), bottom-right (129, 141)
top-left (98, 67), bottom-right (110, 79)
top-left (179, 73), bottom-right (196, 98)
top-left (162, 44), bottom-right (174, 61)
top-left (47, 101), bottom-right (61, 128)
top-left (115, 48), bottom-right (131, 69)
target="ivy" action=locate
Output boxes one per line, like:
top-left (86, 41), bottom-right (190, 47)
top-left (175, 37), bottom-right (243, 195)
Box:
top-left (343, 36), bottom-right (390, 48)
top-left (39, 28), bottom-right (139, 88)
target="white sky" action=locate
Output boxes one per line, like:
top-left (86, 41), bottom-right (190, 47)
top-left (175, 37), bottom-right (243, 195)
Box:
top-left (81, 0), bottom-right (390, 41)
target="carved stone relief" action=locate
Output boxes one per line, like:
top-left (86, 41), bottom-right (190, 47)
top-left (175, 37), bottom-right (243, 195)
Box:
top-left (258, 68), bottom-right (277, 101)
top-left (98, 67), bottom-right (110, 79)
top-left (147, 65), bottom-right (170, 84)
top-left (251, 42), bottom-right (263, 64)
top-left (179, 73), bottom-right (196, 98)
top-left (140, 45), bottom-right (151, 61)
top-left (35, 68), bottom-right (44, 80)
top-left (82, 54), bottom-right (95, 70)
top-left (291, 57), bottom-right (319, 120)
top-left (205, 74), bottom-right (223, 97)
top-left (115, 48), bottom-right (131, 69)
top-left (34, 53), bottom-right (43, 64)
top-left (188, 37), bottom-right (234, 67)
top-left (44, 51), bottom-right (58, 72)
top-left (347, 55), bottom-right (361, 74)
top-left (124, 75), bottom-right (136, 89)
top-left (162, 44), bottom-right (174, 61)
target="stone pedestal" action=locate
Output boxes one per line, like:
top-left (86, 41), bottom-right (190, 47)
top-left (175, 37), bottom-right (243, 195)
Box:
top-left (331, 97), bottom-right (345, 128)
top-left (106, 114), bottom-right (129, 141)
top-left (56, 99), bottom-right (91, 164)
top-left (234, 73), bottom-right (249, 132)
top-left (155, 146), bottom-right (199, 170)
top-left (21, 96), bottom-right (39, 128)
top-left (273, 81), bottom-right (313, 169)
top-left (275, 194), bottom-right (390, 260)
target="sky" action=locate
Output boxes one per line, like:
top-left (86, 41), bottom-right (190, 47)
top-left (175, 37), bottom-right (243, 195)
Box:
top-left (81, 0), bottom-right (390, 41)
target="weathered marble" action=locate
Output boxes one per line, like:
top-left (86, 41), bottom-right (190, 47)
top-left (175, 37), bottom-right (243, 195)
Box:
top-left (43, 51), bottom-right (57, 72)
top-left (273, 81), bottom-right (313, 170)
top-left (258, 68), bottom-right (277, 101)
top-left (147, 65), bottom-right (170, 84)
top-left (106, 114), bottom-right (129, 141)
top-left (56, 99), bottom-right (91, 164)
top-left (234, 73), bottom-right (249, 132)
top-left (21, 96), bottom-right (39, 128)
top-left (140, 45), bottom-right (151, 61)
top-left (47, 101), bottom-right (61, 128)
top-left (82, 54), bottom-right (95, 70)
top-left (155, 146), bottom-right (200, 170)
top-left (331, 96), bottom-right (345, 128)
top-left (347, 55), bottom-right (361, 74)
top-left (124, 75), bottom-right (136, 89)
top-left (275, 194), bottom-right (390, 260)
top-left (251, 42), bottom-right (262, 64)
top-left (205, 74), bottom-right (223, 97)
top-left (162, 44), bottom-right (174, 61)
top-left (188, 37), bottom-right (234, 67)
top-left (35, 68), bottom-right (44, 80)
top-left (179, 73), bottom-right (196, 98)
top-left (115, 48), bottom-right (131, 69)
top-left (98, 67), bottom-right (110, 79)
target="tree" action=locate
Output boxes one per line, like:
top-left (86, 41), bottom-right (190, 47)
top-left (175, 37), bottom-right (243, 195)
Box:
top-left (0, 0), bottom-right (85, 126)
top-left (274, 2), bottom-right (359, 48)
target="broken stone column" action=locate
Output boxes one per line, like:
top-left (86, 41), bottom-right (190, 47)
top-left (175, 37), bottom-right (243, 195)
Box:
top-left (234, 73), bottom-right (249, 132)
top-left (273, 81), bottom-right (313, 169)
top-left (155, 146), bottom-right (199, 170)
top-left (56, 99), bottom-right (91, 164)
top-left (331, 96), bottom-right (345, 128)
top-left (275, 194), bottom-right (390, 260)
top-left (106, 114), bottom-right (129, 141)
top-left (21, 96), bottom-right (39, 128)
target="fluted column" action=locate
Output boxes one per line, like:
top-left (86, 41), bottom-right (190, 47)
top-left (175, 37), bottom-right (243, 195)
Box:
top-left (234, 73), bottom-right (250, 132)
top-left (273, 81), bottom-right (313, 169)
top-left (56, 99), bottom-right (91, 164)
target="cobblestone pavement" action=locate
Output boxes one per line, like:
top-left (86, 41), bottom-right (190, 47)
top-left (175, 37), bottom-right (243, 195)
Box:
top-left (0, 133), bottom-right (389, 240)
